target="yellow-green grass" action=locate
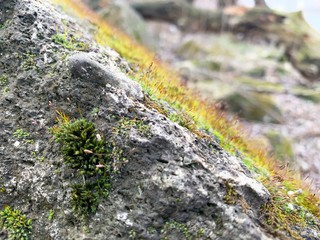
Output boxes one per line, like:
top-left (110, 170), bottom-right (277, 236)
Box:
top-left (51, 0), bottom-right (320, 238)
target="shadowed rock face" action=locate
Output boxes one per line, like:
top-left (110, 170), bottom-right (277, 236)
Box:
top-left (0, 0), bottom-right (293, 239)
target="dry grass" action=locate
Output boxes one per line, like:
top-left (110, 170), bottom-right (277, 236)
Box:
top-left (51, 0), bottom-right (320, 238)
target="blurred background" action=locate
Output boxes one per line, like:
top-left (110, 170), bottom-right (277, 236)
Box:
top-left (81, 0), bottom-right (320, 190)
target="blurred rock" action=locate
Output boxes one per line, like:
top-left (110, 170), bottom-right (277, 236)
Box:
top-left (222, 90), bottom-right (283, 123)
top-left (98, 0), bottom-right (155, 48)
top-left (265, 130), bottom-right (295, 165)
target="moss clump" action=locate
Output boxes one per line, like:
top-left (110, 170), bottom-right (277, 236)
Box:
top-left (13, 128), bottom-right (34, 144)
top-left (53, 118), bottom-right (112, 216)
top-left (53, 119), bottom-right (110, 175)
top-left (162, 221), bottom-right (192, 239)
top-left (22, 52), bottom-right (38, 71)
top-left (52, 33), bottom-right (89, 51)
top-left (0, 75), bottom-right (7, 86)
top-left (0, 206), bottom-right (32, 240)
top-left (160, 220), bottom-right (205, 239)
top-left (71, 184), bottom-right (100, 215)
top-left (113, 117), bottom-right (151, 138)
top-left (223, 180), bottom-right (239, 205)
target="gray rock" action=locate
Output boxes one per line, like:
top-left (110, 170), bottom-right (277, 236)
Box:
top-left (68, 52), bottom-right (143, 100)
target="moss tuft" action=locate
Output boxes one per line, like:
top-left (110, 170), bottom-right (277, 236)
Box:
top-left (53, 119), bottom-right (110, 175)
top-left (52, 33), bottom-right (89, 51)
top-left (0, 75), bottom-right (7, 86)
top-left (0, 206), bottom-right (32, 240)
top-left (52, 118), bottom-right (113, 216)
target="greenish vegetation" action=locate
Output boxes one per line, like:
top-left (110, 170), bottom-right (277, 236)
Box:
top-left (0, 206), bottom-right (32, 240)
top-left (13, 129), bottom-right (29, 139)
top-left (223, 180), bottom-right (239, 205)
top-left (161, 220), bottom-right (204, 239)
top-left (48, 209), bottom-right (55, 222)
top-left (0, 75), bottom-right (7, 86)
top-left (265, 131), bottom-right (294, 163)
top-left (0, 20), bottom-right (10, 30)
top-left (0, 178), bottom-right (6, 193)
top-left (71, 180), bottom-right (109, 215)
top-left (52, 33), bottom-right (89, 51)
top-left (13, 129), bottom-right (34, 144)
top-left (53, 119), bottom-right (110, 175)
top-left (129, 229), bottom-right (137, 239)
top-left (2, 86), bottom-right (10, 94)
top-left (168, 112), bottom-right (195, 131)
top-left (52, 118), bottom-right (111, 216)
top-left (114, 117), bottom-right (151, 138)
top-left (22, 52), bottom-right (38, 70)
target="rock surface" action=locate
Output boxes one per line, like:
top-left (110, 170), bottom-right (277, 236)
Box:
top-left (0, 0), bottom-right (277, 239)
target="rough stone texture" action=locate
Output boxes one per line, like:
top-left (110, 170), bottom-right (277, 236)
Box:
top-left (68, 52), bottom-right (143, 100)
top-left (0, 0), bottom-right (302, 239)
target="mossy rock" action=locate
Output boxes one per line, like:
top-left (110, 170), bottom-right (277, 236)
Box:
top-left (247, 67), bottom-right (266, 78)
top-left (176, 40), bottom-right (207, 59)
top-left (265, 131), bottom-right (295, 165)
top-left (222, 90), bottom-right (283, 123)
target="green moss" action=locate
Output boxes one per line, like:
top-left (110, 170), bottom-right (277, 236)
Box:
top-left (161, 221), bottom-right (192, 240)
top-left (129, 229), bottom-right (137, 239)
top-left (3, 86), bottom-right (10, 94)
top-left (52, 33), bottom-right (89, 51)
top-left (48, 209), bottom-right (54, 222)
top-left (223, 180), bottom-right (239, 205)
top-left (114, 118), bottom-right (151, 138)
top-left (223, 91), bottom-right (283, 123)
top-left (196, 60), bottom-right (222, 71)
top-left (53, 119), bottom-right (110, 175)
top-left (71, 181), bottom-right (108, 216)
top-left (53, 118), bottom-right (112, 216)
top-left (0, 20), bottom-right (10, 30)
top-left (22, 52), bottom-right (38, 71)
top-left (0, 206), bottom-right (32, 240)
top-left (160, 220), bottom-right (206, 239)
top-left (0, 75), bottom-right (7, 86)
top-left (275, 66), bottom-right (288, 75)
top-left (13, 129), bottom-right (34, 144)
top-left (168, 112), bottom-right (195, 131)
top-left (13, 129), bottom-right (29, 139)
top-left (176, 40), bottom-right (205, 59)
